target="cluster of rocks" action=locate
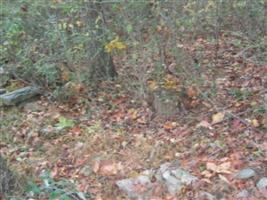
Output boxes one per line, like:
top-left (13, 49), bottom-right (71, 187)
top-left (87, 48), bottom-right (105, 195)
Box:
top-left (116, 163), bottom-right (267, 199)
top-left (235, 168), bottom-right (267, 198)
top-left (116, 161), bottom-right (199, 199)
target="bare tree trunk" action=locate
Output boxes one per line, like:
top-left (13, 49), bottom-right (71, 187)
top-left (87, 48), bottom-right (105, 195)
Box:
top-left (0, 155), bottom-right (20, 198)
top-left (85, 1), bottom-right (117, 81)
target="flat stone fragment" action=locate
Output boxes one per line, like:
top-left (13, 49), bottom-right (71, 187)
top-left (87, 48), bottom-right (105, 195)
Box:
top-left (162, 170), bottom-right (183, 195)
top-left (256, 177), bottom-right (267, 189)
top-left (197, 191), bottom-right (216, 200)
top-left (234, 168), bottom-right (256, 179)
top-left (116, 175), bottom-right (153, 199)
top-left (171, 168), bottom-right (198, 185)
top-left (0, 86), bottom-right (40, 106)
top-left (157, 162), bottom-right (198, 195)
top-left (236, 189), bottom-right (250, 198)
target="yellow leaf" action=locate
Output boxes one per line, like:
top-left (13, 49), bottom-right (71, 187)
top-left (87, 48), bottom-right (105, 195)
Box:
top-left (60, 70), bottom-right (70, 82)
top-left (163, 79), bottom-right (176, 90)
top-left (212, 112), bottom-right (225, 124)
top-left (76, 20), bottom-right (83, 28)
top-left (127, 108), bottom-right (138, 120)
top-left (104, 37), bottom-right (126, 53)
top-left (147, 80), bottom-right (158, 91)
top-left (251, 119), bottom-right (260, 127)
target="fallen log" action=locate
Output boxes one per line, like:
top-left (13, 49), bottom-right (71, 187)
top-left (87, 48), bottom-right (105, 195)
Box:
top-left (0, 86), bottom-right (41, 106)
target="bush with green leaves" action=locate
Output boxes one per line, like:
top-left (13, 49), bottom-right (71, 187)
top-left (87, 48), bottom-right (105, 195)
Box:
top-left (26, 171), bottom-right (87, 200)
top-left (1, 0), bottom-right (117, 89)
top-left (1, 0), bottom-right (266, 95)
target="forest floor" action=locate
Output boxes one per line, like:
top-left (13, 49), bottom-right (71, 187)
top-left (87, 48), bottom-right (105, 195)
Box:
top-left (1, 35), bottom-right (267, 199)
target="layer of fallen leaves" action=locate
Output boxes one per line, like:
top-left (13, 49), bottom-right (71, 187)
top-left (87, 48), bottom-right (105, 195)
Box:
top-left (1, 35), bottom-right (266, 199)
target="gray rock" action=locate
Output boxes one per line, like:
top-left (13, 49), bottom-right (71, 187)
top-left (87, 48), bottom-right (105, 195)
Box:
top-left (116, 175), bottom-right (153, 199)
top-left (234, 168), bottom-right (256, 179)
top-left (171, 168), bottom-right (198, 185)
top-left (236, 189), bottom-right (250, 198)
top-left (256, 177), bottom-right (267, 189)
top-left (161, 168), bottom-right (198, 195)
top-left (157, 162), bottom-right (197, 195)
top-left (162, 170), bottom-right (183, 195)
top-left (0, 86), bottom-right (40, 106)
top-left (117, 161), bottom-right (198, 198)
top-left (198, 191), bottom-right (216, 200)
top-left (0, 89), bottom-right (6, 95)
top-left (156, 162), bottom-right (172, 181)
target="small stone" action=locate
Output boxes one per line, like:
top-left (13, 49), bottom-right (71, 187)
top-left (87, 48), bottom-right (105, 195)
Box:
top-left (170, 168), bottom-right (198, 185)
top-left (234, 168), bottom-right (256, 179)
top-left (236, 189), bottom-right (250, 198)
top-left (256, 177), bottom-right (267, 189)
top-left (80, 165), bottom-right (92, 177)
top-left (116, 175), bottom-right (153, 198)
top-left (198, 191), bottom-right (216, 200)
top-left (159, 164), bottom-right (198, 195)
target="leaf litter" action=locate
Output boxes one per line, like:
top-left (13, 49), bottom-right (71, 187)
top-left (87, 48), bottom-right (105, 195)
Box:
top-left (1, 35), bottom-right (267, 199)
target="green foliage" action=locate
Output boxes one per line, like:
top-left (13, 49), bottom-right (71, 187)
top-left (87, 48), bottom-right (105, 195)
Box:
top-left (55, 116), bottom-right (75, 130)
top-left (1, 0), bottom-right (266, 99)
top-left (228, 88), bottom-right (251, 101)
top-left (1, 0), bottom-right (114, 88)
top-left (25, 171), bottom-right (87, 200)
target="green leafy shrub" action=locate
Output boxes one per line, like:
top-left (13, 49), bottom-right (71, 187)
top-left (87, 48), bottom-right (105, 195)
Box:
top-left (26, 171), bottom-right (87, 200)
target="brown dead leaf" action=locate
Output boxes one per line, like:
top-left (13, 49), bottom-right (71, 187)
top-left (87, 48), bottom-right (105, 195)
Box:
top-left (196, 120), bottom-right (212, 129)
top-left (206, 162), bottom-right (232, 174)
top-left (231, 119), bottom-right (243, 131)
top-left (98, 160), bottom-right (122, 176)
top-left (147, 80), bottom-right (158, 91)
top-left (163, 121), bottom-right (177, 130)
top-left (201, 170), bottom-right (213, 178)
top-left (206, 162), bottom-right (217, 172)
top-left (92, 160), bottom-right (100, 173)
top-left (127, 108), bottom-right (138, 120)
top-left (60, 69), bottom-right (70, 82)
top-left (186, 86), bottom-right (197, 98)
top-left (137, 116), bottom-right (146, 124)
